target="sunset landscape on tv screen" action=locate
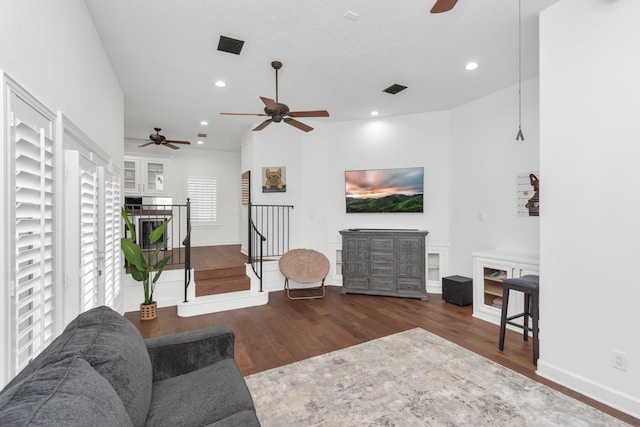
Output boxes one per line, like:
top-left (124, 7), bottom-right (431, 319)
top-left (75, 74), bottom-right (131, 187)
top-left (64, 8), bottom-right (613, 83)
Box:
top-left (345, 167), bottom-right (424, 213)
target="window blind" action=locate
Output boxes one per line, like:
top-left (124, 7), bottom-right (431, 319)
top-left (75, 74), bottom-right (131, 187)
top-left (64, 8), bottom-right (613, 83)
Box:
top-left (79, 166), bottom-right (98, 312)
top-left (103, 175), bottom-right (121, 309)
top-left (13, 121), bottom-right (56, 372)
top-left (187, 176), bottom-right (217, 222)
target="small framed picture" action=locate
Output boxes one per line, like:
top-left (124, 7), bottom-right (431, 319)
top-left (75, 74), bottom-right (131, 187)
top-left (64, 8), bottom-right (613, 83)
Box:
top-left (262, 166), bottom-right (286, 193)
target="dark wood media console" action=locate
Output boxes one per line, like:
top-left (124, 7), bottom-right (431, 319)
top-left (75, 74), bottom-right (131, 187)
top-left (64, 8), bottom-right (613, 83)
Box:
top-left (339, 229), bottom-right (429, 300)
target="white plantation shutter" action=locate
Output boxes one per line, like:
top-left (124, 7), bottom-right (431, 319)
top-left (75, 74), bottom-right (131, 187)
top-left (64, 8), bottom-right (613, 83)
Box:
top-left (79, 166), bottom-right (99, 312)
top-left (187, 176), bottom-right (217, 222)
top-left (103, 174), bottom-right (121, 309)
top-left (13, 120), bottom-right (56, 372)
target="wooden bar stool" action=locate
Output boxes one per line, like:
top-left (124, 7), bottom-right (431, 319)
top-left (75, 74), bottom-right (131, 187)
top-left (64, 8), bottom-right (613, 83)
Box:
top-left (498, 274), bottom-right (540, 365)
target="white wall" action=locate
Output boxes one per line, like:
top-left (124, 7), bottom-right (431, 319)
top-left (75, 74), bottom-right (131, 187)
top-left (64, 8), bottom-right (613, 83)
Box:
top-left (125, 143), bottom-right (242, 246)
top-left (0, 0), bottom-right (124, 165)
top-left (243, 112), bottom-right (451, 282)
top-left (539, 0), bottom-right (640, 418)
top-left (449, 78), bottom-right (541, 275)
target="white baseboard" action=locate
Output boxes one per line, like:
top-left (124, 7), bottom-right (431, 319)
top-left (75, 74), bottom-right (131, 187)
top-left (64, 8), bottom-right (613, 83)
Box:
top-left (177, 290), bottom-right (269, 317)
top-left (537, 359), bottom-right (640, 420)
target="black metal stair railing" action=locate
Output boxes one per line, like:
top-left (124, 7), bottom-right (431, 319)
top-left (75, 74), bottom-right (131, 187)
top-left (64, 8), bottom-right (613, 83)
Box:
top-left (123, 199), bottom-right (192, 302)
top-left (248, 203), bottom-right (293, 292)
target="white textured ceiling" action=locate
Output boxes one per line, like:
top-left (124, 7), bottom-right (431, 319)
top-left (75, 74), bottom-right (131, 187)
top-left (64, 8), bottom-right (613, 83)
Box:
top-left (84, 0), bottom-right (559, 151)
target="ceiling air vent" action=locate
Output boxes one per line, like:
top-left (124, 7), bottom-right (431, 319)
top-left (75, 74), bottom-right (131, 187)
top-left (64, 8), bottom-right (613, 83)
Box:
top-left (197, 133), bottom-right (207, 138)
top-left (217, 36), bottom-right (244, 55)
top-left (383, 84), bottom-right (407, 95)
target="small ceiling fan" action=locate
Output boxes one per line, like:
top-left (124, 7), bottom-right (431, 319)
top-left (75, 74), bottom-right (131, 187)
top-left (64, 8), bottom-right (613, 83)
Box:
top-left (220, 61), bottom-right (329, 132)
top-left (137, 128), bottom-right (191, 150)
top-left (430, 0), bottom-right (459, 13)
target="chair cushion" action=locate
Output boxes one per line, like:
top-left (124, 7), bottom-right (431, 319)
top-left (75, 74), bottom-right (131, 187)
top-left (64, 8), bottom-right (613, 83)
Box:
top-left (2, 306), bottom-right (152, 427)
top-left (0, 356), bottom-right (133, 426)
top-left (503, 274), bottom-right (540, 291)
top-left (145, 359), bottom-right (259, 427)
top-left (279, 248), bottom-right (330, 284)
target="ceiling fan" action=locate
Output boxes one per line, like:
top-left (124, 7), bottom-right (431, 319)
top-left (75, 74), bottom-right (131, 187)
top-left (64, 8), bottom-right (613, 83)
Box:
top-left (137, 128), bottom-right (191, 150)
top-left (221, 61), bottom-right (329, 132)
top-left (430, 0), bottom-right (459, 13)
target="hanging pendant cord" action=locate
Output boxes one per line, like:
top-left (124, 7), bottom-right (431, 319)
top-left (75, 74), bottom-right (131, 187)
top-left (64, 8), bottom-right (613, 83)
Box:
top-left (516, 0), bottom-right (525, 141)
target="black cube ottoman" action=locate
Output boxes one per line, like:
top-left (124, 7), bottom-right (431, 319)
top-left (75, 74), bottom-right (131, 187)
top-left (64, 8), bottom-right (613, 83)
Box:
top-left (442, 275), bottom-right (473, 306)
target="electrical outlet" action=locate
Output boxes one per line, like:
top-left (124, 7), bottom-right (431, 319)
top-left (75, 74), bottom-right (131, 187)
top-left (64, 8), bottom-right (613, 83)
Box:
top-left (612, 351), bottom-right (628, 371)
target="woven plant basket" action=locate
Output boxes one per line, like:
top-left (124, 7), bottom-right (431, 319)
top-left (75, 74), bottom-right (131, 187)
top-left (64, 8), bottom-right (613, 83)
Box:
top-left (140, 302), bottom-right (157, 320)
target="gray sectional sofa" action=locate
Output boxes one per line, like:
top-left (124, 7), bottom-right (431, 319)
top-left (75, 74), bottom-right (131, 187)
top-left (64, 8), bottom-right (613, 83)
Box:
top-left (0, 306), bottom-right (260, 426)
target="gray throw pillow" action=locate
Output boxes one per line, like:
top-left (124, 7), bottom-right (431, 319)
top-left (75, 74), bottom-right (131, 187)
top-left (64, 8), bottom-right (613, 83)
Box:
top-left (0, 356), bottom-right (133, 426)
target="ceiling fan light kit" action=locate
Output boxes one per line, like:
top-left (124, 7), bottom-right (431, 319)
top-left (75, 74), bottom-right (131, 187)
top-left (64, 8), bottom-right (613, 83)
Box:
top-left (221, 61), bottom-right (329, 132)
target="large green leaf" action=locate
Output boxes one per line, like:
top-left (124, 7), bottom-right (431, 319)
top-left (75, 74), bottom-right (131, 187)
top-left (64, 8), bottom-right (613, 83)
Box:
top-left (152, 255), bottom-right (172, 283)
top-left (149, 216), bottom-right (172, 243)
top-left (121, 208), bottom-right (137, 244)
top-left (129, 264), bottom-right (147, 283)
top-left (120, 238), bottom-right (147, 272)
top-left (152, 238), bottom-right (168, 261)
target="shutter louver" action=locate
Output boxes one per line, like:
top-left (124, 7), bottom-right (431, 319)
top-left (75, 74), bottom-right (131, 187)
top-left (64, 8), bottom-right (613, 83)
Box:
top-left (103, 175), bottom-right (121, 309)
top-left (14, 121), bottom-right (56, 371)
top-left (79, 167), bottom-right (98, 312)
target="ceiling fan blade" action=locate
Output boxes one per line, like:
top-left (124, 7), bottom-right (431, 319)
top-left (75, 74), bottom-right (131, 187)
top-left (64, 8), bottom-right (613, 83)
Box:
top-left (220, 112), bottom-right (268, 116)
top-left (430, 0), bottom-right (458, 13)
top-left (138, 142), bottom-right (154, 147)
top-left (260, 96), bottom-right (278, 110)
top-left (284, 118), bottom-right (313, 132)
top-left (288, 110), bottom-right (330, 118)
top-left (165, 140), bottom-right (191, 144)
top-left (164, 143), bottom-right (180, 150)
top-left (253, 119), bottom-right (273, 131)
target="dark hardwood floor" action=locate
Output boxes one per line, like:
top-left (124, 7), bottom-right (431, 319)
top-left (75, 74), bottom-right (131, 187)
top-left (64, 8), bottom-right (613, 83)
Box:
top-left (125, 286), bottom-right (638, 425)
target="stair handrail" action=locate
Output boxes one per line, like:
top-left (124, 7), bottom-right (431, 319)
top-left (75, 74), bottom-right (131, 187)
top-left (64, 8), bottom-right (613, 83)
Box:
top-left (182, 198), bottom-right (191, 302)
top-left (249, 218), bottom-right (266, 292)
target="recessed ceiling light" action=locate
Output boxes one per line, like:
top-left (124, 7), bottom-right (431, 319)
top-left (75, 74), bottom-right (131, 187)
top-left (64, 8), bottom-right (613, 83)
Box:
top-left (200, 121), bottom-right (208, 126)
top-left (465, 62), bottom-right (478, 71)
top-left (197, 140), bottom-right (204, 145)
top-left (215, 80), bottom-right (226, 88)
top-left (370, 111), bottom-right (379, 116)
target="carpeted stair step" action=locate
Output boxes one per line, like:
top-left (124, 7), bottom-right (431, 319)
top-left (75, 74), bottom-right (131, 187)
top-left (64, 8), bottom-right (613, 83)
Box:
top-left (195, 274), bottom-right (251, 297)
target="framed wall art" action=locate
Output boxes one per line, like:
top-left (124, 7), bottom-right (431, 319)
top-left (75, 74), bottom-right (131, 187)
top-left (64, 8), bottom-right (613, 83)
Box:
top-left (262, 166), bottom-right (286, 193)
top-left (345, 167), bottom-right (424, 213)
top-left (517, 172), bottom-right (539, 217)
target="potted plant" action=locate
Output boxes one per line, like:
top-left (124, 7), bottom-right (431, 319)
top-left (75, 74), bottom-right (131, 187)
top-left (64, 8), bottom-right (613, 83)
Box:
top-left (120, 208), bottom-right (172, 320)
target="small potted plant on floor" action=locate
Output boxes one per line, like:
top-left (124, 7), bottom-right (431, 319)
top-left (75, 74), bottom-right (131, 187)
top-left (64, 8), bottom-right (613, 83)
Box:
top-left (120, 208), bottom-right (172, 320)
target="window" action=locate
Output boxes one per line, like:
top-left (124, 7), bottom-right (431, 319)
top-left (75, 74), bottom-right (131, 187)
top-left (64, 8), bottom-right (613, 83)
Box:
top-left (79, 165), bottom-right (98, 312)
top-left (4, 77), bottom-right (59, 380)
top-left (103, 174), bottom-right (121, 309)
top-left (187, 176), bottom-right (217, 222)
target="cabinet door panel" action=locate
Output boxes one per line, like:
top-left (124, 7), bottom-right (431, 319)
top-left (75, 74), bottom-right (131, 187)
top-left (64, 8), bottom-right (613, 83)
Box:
top-left (397, 279), bottom-right (423, 292)
top-left (344, 277), bottom-right (368, 290)
top-left (398, 263), bottom-right (423, 278)
top-left (371, 252), bottom-right (394, 264)
top-left (371, 279), bottom-right (395, 291)
top-left (371, 265), bottom-right (394, 276)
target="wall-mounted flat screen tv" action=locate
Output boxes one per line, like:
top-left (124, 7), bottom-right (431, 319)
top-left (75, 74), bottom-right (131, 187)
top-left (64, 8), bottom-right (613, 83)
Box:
top-left (345, 167), bottom-right (424, 213)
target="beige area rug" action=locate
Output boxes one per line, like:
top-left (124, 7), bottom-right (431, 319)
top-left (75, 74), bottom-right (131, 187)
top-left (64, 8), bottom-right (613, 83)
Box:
top-left (245, 328), bottom-right (629, 427)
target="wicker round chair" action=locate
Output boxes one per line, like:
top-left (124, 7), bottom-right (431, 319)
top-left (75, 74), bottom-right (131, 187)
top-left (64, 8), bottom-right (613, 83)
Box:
top-left (278, 248), bottom-right (330, 300)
